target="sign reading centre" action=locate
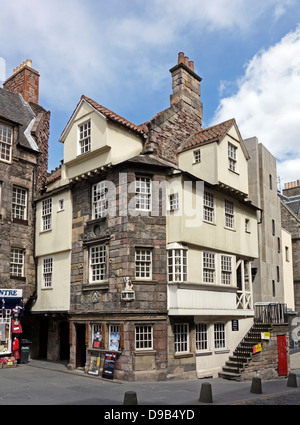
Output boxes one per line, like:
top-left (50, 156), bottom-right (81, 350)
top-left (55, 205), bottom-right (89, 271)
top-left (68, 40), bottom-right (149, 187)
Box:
top-left (0, 290), bottom-right (23, 298)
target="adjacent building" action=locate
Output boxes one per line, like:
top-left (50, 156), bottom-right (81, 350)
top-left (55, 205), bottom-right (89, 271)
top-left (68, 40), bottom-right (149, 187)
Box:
top-left (0, 60), bottom-right (50, 350)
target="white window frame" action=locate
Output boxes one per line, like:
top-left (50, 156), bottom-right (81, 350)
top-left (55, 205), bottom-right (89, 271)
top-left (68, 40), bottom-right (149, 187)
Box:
top-left (91, 324), bottom-right (102, 349)
top-left (41, 198), bottom-right (52, 231)
top-left (195, 323), bottom-right (208, 352)
top-left (12, 186), bottom-right (27, 220)
top-left (203, 191), bottom-right (215, 223)
top-left (221, 255), bottom-right (232, 285)
top-left (78, 120), bottom-right (91, 155)
top-left (224, 200), bottom-right (234, 229)
top-left (109, 324), bottom-right (121, 351)
top-left (135, 176), bottom-right (151, 211)
top-left (174, 323), bottom-right (189, 354)
top-left (193, 149), bottom-right (201, 163)
top-left (92, 181), bottom-right (108, 219)
top-left (42, 257), bottom-right (53, 289)
top-left (89, 244), bottom-right (107, 283)
top-left (214, 323), bottom-right (226, 349)
top-left (169, 193), bottom-right (179, 211)
top-left (135, 325), bottom-right (153, 351)
top-left (228, 143), bottom-right (237, 172)
top-left (57, 197), bottom-right (65, 212)
top-left (0, 123), bottom-right (13, 163)
top-left (167, 244), bottom-right (188, 283)
top-left (245, 218), bottom-right (250, 233)
top-left (135, 248), bottom-right (152, 280)
top-left (203, 252), bottom-right (215, 283)
top-left (10, 248), bottom-right (25, 277)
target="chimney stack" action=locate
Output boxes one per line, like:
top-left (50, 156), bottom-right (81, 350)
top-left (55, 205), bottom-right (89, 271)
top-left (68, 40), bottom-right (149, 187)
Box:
top-left (169, 52), bottom-right (203, 122)
top-left (3, 59), bottom-right (40, 104)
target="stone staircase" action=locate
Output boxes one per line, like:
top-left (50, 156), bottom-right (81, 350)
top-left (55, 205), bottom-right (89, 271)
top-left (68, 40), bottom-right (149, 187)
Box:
top-left (219, 323), bottom-right (272, 381)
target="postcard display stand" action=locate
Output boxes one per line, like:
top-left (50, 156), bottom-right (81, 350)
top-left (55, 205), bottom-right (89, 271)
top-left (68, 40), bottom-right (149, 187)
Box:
top-left (0, 304), bottom-right (24, 369)
top-left (0, 309), bottom-right (17, 368)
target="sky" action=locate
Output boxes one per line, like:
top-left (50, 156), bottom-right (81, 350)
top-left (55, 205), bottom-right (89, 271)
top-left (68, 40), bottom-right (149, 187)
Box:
top-left (1, 0), bottom-right (300, 190)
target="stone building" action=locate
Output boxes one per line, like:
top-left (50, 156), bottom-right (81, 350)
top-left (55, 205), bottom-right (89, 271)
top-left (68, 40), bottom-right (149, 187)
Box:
top-left (33, 53), bottom-right (283, 381)
top-left (0, 60), bottom-right (50, 333)
top-left (280, 181), bottom-right (300, 340)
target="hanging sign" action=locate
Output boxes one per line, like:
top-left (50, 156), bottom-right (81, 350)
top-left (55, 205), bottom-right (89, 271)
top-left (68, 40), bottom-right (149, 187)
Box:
top-left (102, 352), bottom-right (117, 380)
top-left (253, 343), bottom-right (262, 354)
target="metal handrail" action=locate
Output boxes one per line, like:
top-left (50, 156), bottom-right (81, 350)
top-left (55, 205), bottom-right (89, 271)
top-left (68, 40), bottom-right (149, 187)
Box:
top-left (254, 303), bottom-right (288, 324)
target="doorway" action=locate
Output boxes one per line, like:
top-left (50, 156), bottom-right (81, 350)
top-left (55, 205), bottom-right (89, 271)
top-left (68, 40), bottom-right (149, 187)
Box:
top-left (277, 335), bottom-right (288, 376)
top-left (75, 324), bottom-right (86, 368)
top-left (59, 321), bottom-right (70, 361)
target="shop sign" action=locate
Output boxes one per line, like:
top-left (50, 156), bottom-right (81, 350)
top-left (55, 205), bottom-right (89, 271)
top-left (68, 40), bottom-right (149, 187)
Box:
top-left (0, 289), bottom-right (23, 298)
top-left (253, 343), bottom-right (262, 354)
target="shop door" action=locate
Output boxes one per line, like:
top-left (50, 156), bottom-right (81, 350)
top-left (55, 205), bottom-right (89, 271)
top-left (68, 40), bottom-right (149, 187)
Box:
top-left (277, 335), bottom-right (288, 376)
top-left (76, 324), bottom-right (86, 368)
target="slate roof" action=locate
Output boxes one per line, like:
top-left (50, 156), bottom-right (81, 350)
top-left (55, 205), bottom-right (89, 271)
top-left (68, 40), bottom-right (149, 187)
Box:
top-left (178, 118), bottom-right (236, 153)
top-left (0, 88), bottom-right (39, 152)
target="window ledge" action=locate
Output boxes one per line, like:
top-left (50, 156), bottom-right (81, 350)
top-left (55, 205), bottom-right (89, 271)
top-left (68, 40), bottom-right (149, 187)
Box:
top-left (88, 348), bottom-right (122, 355)
top-left (174, 353), bottom-right (193, 359)
top-left (82, 282), bottom-right (109, 291)
top-left (215, 349), bottom-right (230, 354)
top-left (13, 218), bottom-right (28, 226)
top-left (10, 276), bottom-right (26, 282)
top-left (196, 350), bottom-right (212, 357)
top-left (134, 350), bottom-right (157, 356)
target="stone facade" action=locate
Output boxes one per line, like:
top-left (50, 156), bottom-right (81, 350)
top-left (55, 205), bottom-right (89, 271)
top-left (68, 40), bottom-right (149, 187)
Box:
top-left (68, 163), bottom-right (171, 380)
top-left (0, 61), bottom-right (50, 317)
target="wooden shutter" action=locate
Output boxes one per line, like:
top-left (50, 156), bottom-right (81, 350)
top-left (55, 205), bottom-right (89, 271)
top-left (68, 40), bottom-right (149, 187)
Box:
top-left (120, 323), bottom-right (124, 349)
top-left (102, 323), bottom-right (106, 349)
top-left (69, 322), bottom-right (72, 345)
top-left (85, 323), bottom-right (89, 346)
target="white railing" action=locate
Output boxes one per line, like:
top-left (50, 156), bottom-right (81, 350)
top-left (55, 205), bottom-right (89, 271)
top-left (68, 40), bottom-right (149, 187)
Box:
top-left (236, 290), bottom-right (252, 310)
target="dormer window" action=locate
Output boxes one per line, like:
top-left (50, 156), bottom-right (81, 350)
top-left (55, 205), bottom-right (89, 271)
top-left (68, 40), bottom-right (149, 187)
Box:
top-left (0, 123), bottom-right (13, 163)
top-left (79, 121), bottom-right (91, 155)
top-left (228, 143), bottom-right (237, 172)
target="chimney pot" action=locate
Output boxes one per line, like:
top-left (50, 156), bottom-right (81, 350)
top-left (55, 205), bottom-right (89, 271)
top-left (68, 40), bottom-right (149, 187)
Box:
top-left (188, 61), bottom-right (194, 72)
top-left (184, 56), bottom-right (189, 66)
top-left (178, 52), bottom-right (185, 64)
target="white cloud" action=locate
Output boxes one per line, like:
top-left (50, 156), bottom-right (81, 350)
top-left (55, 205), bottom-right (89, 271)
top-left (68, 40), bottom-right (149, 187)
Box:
top-left (0, 0), bottom-right (296, 110)
top-left (211, 25), bottom-right (300, 185)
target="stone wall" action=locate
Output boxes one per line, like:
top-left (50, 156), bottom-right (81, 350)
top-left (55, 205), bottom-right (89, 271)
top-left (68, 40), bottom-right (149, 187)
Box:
top-left (69, 163), bottom-right (170, 380)
top-left (240, 325), bottom-right (289, 380)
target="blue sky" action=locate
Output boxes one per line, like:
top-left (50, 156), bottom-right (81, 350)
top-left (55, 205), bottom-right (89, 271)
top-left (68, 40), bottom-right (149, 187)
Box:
top-left (1, 0), bottom-right (300, 188)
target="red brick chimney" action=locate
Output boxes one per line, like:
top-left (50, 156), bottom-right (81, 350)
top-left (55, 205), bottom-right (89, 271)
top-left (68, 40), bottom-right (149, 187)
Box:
top-left (3, 59), bottom-right (40, 104)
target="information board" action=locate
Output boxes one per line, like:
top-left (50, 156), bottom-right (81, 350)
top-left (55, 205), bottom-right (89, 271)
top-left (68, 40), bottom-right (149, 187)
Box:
top-left (102, 352), bottom-right (117, 380)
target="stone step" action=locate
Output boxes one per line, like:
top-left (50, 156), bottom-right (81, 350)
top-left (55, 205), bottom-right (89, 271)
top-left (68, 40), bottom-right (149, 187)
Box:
top-left (218, 371), bottom-right (241, 381)
top-left (223, 364), bottom-right (241, 374)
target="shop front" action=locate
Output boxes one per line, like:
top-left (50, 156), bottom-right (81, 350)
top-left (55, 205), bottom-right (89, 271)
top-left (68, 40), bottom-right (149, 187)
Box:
top-left (0, 289), bottom-right (24, 369)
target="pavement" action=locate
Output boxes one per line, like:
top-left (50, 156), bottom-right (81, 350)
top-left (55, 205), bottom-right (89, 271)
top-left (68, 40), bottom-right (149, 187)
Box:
top-left (1, 359), bottom-right (300, 406)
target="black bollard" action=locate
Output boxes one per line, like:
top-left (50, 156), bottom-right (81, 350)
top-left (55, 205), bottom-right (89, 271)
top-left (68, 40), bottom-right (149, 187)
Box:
top-left (123, 391), bottom-right (138, 405)
top-left (287, 372), bottom-right (298, 388)
top-left (199, 382), bottom-right (213, 403)
top-left (250, 376), bottom-right (262, 394)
